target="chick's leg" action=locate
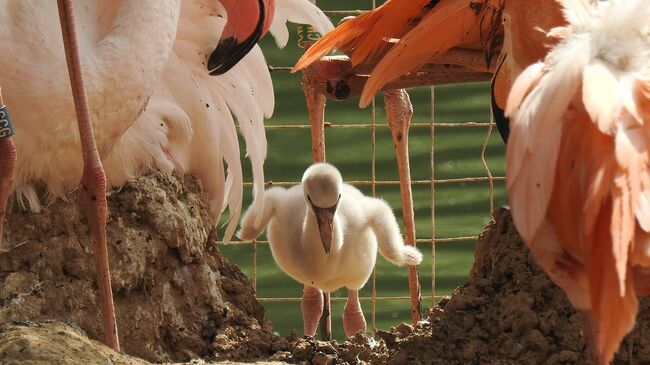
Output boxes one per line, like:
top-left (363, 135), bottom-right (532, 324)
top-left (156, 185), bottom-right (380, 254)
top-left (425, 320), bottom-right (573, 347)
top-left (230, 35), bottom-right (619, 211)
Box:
top-left (343, 289), bottom-right (366, 337)
top-left (302, 285), bottom-right (323, 337)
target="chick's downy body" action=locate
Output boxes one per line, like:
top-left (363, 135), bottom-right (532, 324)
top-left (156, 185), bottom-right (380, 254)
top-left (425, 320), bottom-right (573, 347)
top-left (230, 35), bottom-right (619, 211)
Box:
top-left (239, 163), bottom-right (422, 336)
top-left (265, 183), bottom-right (380, 292)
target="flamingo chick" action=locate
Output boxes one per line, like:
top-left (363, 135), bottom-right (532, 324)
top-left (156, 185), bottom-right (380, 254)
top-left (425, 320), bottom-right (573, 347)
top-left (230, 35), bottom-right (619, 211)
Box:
top-left (238, 163), bottom-right (423, 337)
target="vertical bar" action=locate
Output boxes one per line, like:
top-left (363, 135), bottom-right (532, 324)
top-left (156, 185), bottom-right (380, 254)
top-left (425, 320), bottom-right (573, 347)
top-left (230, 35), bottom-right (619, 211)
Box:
top-left (298, 2), bottom-right (331, 339)
top-left (253, 240), bottom-right (258, 294)
top-left (319, 293), bottom-right (331, 341)
top-left (370, 0), bottom-right (377, 337)
top-left (430, 86), bottom-right (436, 305)
top-left (481, 109), bottom-right (495, 214)
top-left (371, 97), bottom-right (377, 336)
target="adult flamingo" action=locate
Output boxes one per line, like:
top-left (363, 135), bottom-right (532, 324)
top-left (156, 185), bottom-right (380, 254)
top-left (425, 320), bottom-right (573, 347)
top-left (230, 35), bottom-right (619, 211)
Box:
top-left (297, 0), bottom-right (650, 362)
top-left (0, 0), bottom-right (331, 349)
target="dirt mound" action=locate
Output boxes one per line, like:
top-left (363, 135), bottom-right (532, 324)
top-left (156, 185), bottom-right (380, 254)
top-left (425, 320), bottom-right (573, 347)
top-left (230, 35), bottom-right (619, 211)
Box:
top-left (0, 173), bottom-right (288, 363)
top-left (0, 321), bottom-right (151, 365)
top-left (272, 208), bottom-right (650, 364)
top-left (0, 320), bottom-right (288, 365)
top-left (375, 208), bottom-right (649, 364)
top-left (3, 184), bottom-right (649, 365)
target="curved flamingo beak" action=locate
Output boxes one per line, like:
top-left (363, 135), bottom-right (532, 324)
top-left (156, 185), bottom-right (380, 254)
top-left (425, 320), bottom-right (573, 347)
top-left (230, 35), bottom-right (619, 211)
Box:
top-left (208, 0), bottom-right (276, 76)
top-left (491, 53), bottom-right (510, 144)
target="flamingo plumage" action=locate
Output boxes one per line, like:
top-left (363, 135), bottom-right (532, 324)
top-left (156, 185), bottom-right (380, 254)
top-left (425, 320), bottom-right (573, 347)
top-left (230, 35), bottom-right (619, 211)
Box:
top-left (506, 0), bottom-right (650, 363)
top-left (293, 0), bottom-right (504, 107)
top-left (1, 0), bottom-right (183, 349)
top-left (0, 0), bottom-right (332, 349)
top-left (294, 0), bottom-right (650, 362)
top-left (0, 0), bottom-right (333, 241)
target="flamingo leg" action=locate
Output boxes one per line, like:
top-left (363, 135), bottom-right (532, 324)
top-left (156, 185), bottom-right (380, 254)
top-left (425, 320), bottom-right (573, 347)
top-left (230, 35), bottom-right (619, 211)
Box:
top-left (384, 89), bottom-right (422, 323)
top-left (0, 90), bottom-right (16, 251)
top-left (302, 66), bottom-right (327, 163)
top-left (301, 285), bottom-right (324, 337)
top-left (343, 289), bottom-right (366, 337)
top-left (57, 0), bottom-right (119, 351)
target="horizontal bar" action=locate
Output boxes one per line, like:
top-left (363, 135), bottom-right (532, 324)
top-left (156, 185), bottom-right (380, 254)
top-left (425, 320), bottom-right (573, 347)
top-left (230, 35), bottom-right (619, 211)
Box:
top-left (431, 236), bottom-right (480, 243)
top-left (256, 295), bottom-right (445, 303)
top-left (238, 176), bottom-right (504, 189)
top-left (267, 66), bottom-right (294, 72)
top-left (269, 64), bottom-right (494, 76)
top-left (261, 122), bottom-right (495, 130)
top-left (219, 236), bottom-right (479, 246)
top-left (322, 10), bottom-right (367, 16)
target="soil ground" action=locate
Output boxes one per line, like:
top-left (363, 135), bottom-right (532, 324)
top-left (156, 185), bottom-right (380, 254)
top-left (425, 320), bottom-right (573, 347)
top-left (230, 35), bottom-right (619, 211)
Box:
top-left (1, 176), bottom-right (648, 364)
top-left (1, 174), bottom-right (289, 363)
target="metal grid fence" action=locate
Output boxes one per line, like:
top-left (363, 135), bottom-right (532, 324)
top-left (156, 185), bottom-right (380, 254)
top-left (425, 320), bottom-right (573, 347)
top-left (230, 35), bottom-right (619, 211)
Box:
top-left (216, 2), bottom-right (505, 337)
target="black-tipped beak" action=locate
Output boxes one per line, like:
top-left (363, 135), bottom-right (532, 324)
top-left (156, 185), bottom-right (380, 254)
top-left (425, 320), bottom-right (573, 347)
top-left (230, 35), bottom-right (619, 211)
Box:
top-left (491, 53), bottom-right (509, 144)
top-left (310, 195), bottom-right (340, 254)
top-left (491, 88), bottom-right (509, 143)
top-left (208, 0), bottom-right (266, 76)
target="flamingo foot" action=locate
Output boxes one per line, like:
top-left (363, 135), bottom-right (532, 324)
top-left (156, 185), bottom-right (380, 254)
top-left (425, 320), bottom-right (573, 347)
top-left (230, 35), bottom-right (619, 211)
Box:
top-left (301, 285), bottom-right (324, 337)
top-left (0, 137), bottom-right (16, 251)
top-left (343, 290), bottom-right (366, 337)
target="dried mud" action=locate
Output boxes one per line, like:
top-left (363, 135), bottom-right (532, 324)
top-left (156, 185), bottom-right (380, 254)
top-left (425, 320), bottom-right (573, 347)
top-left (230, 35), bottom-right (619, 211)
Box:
top-left (0, 173), bottom-right (288, 363)
top-left (0, 320), bottom-right (287, 365)
top-left (273, 208), bottom-right (650, 365)
top-left (375, 208), bottom-right (650, 365)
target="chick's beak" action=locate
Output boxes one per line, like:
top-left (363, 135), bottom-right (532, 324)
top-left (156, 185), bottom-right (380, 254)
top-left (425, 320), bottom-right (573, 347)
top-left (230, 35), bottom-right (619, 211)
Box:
top-left (314, 206), bottom-right (336, 254)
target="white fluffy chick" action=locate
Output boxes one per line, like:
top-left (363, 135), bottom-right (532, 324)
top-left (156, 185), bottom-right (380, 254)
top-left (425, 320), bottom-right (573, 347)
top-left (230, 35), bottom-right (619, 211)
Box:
top-left (238, 162), bottom-right (423, 337)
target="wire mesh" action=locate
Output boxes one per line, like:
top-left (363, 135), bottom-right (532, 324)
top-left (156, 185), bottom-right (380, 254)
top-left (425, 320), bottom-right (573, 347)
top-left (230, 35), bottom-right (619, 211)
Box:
top-left (216, 1), bottom-right (506, 339)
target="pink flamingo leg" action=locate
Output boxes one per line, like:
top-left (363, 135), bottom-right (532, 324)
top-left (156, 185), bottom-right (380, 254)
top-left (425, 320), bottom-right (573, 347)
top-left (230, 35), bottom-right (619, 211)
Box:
top-left (384, 89), bottom-right (422, 323)
top-left (343, 289), bottom-right (366, 337)
top-left (302, 285), bottom-right (324, 337)
top-left (57, 0), bottom-right (119, 351)
top-left (0, 90), bottom-right (16, 251)
top-left (303, 74), bottom-right (332, 341)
